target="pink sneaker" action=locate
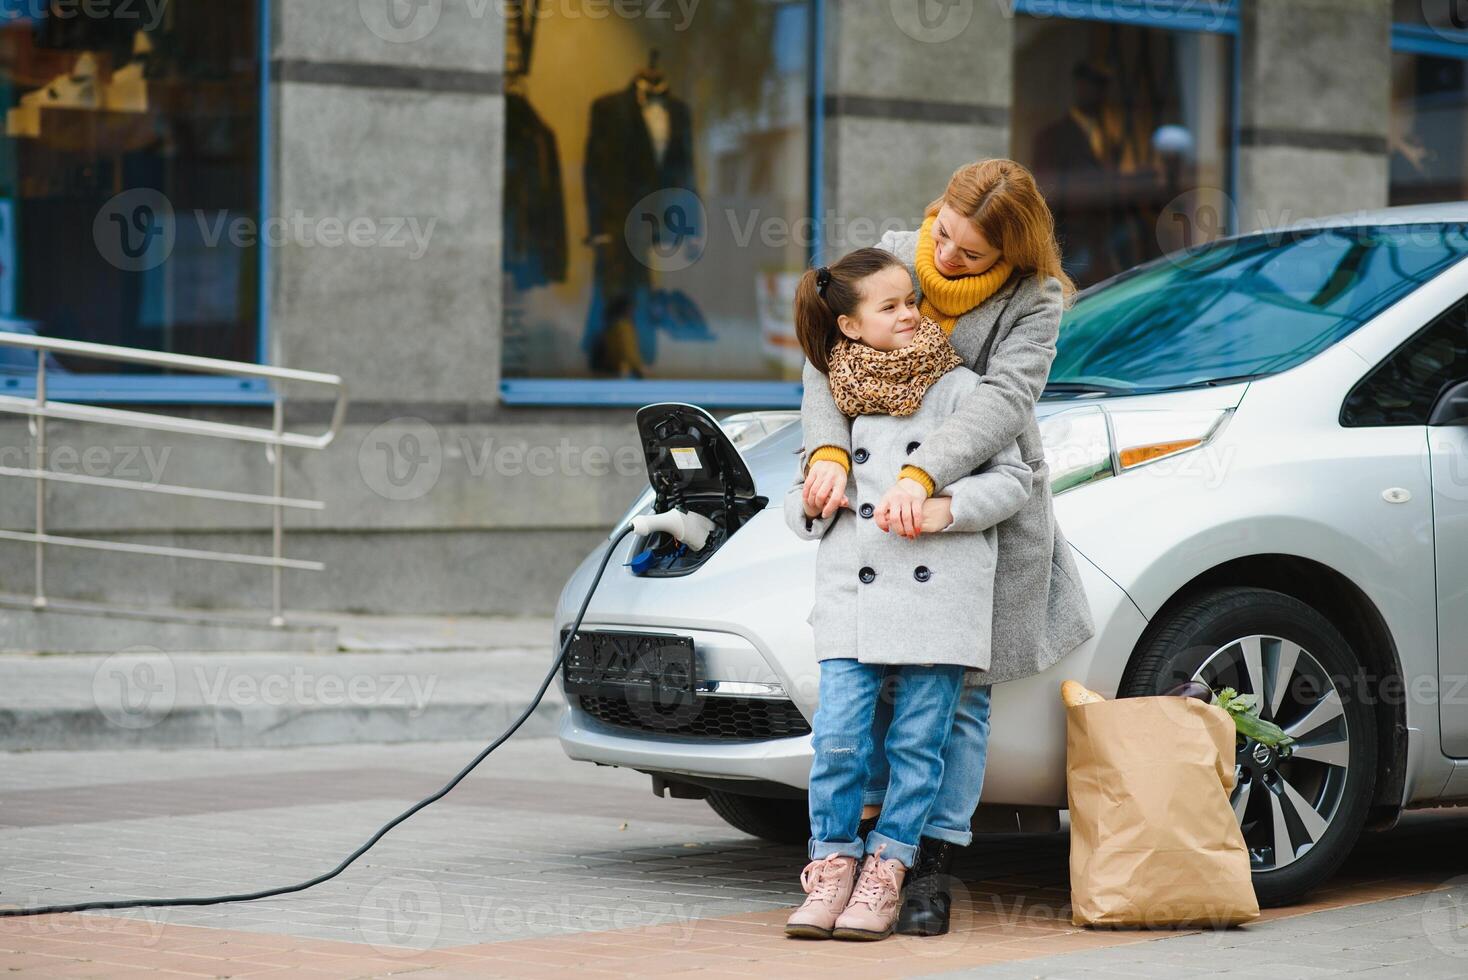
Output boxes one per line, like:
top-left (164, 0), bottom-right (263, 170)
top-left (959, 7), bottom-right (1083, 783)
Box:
top-left (832, 846), bottom-right (907, 941)
top-left (785, 854), bottom-right (859, 939)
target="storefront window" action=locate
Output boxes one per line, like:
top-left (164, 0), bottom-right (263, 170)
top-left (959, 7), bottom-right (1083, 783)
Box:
top-left (0, 1), bottom-right (262, 388)
top-left (1010, 13), bottom-right (1233, 289)
top-left (500, 1), bottom-right (811, 393)
top-left (1390, 3), bottom-right (1468, 205)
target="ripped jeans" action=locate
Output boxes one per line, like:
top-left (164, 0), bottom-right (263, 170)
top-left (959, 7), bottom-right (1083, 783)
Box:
top-left (807, 658), bottom-right (964, 869)
top-left (865, 681), bottom-right (992, 846)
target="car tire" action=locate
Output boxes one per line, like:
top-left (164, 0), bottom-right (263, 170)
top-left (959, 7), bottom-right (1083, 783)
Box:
top-left (705, 791), bottom-right (809, 845)
top-left (1119, 586), bottom-right (1377, 908)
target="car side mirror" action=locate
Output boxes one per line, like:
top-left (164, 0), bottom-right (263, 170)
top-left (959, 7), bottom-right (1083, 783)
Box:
top-left (1429, 379), bottom-right (1468, 426)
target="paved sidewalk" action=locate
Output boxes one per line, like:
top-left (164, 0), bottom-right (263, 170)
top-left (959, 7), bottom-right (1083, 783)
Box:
top-left (4, 736), bottom-right (1468, 977)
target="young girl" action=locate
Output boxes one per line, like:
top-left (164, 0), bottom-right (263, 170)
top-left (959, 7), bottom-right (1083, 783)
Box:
top-left (782, 247), bottom-right (1032, 941)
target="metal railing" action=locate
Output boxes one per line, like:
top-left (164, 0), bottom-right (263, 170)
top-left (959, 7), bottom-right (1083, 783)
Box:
top-left (0, 332), bottom-right (347, 625)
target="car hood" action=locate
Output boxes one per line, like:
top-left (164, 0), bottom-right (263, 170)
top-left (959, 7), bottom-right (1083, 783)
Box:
top-left (738, 382), bottom-right (1251, 504)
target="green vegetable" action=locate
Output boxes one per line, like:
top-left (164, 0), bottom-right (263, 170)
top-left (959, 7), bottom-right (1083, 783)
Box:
top-left (1214, 687), bottom-right (1295, 750)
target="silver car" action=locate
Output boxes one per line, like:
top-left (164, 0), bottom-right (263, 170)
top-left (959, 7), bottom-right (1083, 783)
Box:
top-left (555, 204), bottom-right (1468, 907)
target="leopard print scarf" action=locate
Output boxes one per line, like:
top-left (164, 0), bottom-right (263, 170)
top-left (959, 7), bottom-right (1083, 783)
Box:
top-left (827, 316), bottom-right (963, 418)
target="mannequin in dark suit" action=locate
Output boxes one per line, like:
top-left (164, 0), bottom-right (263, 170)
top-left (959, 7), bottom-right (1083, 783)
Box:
top-left (581, 74), bottom-right (697, 375)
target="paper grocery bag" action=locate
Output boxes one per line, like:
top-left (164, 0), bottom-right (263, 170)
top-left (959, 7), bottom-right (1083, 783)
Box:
top-left (1066, 695), bottom-right (1260, 928)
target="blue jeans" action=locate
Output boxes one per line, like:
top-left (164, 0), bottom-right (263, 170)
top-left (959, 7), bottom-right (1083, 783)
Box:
top-left (865, 680), bottom-right (992, 846)
top-left (807, 658), bottom-right (964, 868)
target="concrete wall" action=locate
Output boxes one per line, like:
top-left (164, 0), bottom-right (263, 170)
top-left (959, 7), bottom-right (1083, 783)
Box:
top-left (1236, 0), bottom-right (1392, 231)
top-left (819, 0), bottom-right (1011, 259)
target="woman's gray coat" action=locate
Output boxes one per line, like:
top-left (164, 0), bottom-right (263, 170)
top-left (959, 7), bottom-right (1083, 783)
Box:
top-left (784, 367), bottom-right (1031, 672)
top-left (798, 229), bottom-right (1097, 685)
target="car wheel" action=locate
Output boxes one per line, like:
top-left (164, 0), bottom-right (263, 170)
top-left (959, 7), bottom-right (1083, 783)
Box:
top-left (705, 791), bottom-right (809, 845)
top-left (1119, 586), bottom-right (1376, 908)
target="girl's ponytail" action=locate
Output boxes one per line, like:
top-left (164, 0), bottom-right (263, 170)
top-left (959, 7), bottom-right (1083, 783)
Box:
top-left (794, 247), bottom-right (905, 375)
top-left (794, 266), bottom-right (837, 374)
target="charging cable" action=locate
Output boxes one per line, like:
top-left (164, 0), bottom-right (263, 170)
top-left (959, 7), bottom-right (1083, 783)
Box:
top-left (0, 524), bottom-right (638, 918)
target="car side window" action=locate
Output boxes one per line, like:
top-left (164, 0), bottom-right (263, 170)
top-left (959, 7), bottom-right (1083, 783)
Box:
top-left (1341, 300), bottom-right (1468, 427)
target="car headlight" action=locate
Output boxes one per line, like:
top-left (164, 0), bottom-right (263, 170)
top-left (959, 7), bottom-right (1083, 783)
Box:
top-left (1041, 406), bottom-right (1232, 495)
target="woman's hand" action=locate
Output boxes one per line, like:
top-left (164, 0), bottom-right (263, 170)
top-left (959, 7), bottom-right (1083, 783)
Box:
top-left (875, 477), bottom-right (930, 539)
top-left (919, 496), bottom-right (954, 534)
top-left (803, 460), bottom-right (850, 519)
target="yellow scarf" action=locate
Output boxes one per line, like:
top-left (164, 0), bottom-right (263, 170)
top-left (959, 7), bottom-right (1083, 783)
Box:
top-left (915, 214), bottom-right (1014, 334)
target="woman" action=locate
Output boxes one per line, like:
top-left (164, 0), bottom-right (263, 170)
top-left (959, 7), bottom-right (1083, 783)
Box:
top-left (799, 159), bottom-right (1097, 936)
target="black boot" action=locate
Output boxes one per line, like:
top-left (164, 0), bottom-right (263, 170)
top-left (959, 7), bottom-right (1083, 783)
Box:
top-left (897, 836), bottom-right (958, 936)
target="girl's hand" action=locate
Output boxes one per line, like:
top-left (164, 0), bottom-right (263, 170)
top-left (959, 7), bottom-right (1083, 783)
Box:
top-left (803, 459), bottom-right (850, 519)
top-left (875, 477), bottom-right (930, 539)
top-left (919, 496), bottom-right (954, 534)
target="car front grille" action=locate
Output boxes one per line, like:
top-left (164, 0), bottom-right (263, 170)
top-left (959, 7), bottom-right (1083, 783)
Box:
top-left (577, 693), bottom-right (811, 741)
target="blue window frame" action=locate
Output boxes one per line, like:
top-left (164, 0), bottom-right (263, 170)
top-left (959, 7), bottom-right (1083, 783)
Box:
top-left (1390, 18), bottom-right (1468, 207)
top-left (0, 0), bottom-right (273, 406)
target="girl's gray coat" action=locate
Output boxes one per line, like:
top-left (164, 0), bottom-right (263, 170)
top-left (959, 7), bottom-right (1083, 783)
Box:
top-left (798, 230), bottom-right (1097, 685)
top-left (784, 367), bottom-right (1030, 671)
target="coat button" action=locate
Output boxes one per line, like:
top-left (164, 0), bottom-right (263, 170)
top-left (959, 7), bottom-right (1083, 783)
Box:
top-left (853, 448), bottom-right (869, 464)
top-left (859, 503), bottom-right (874, 518)
top-left (906, 441), bottom-right (920, 455)
top-left (913, 566), bottom-right (931, 583)
top-left (859, 566), bottom-right (876, 584)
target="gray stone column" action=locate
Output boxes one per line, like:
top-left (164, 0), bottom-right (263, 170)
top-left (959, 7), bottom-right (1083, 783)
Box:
top-left (271, 0), bottom-right (504, 402)
top-left (1236, 0), bottom-right (1391, 232)
top-left (818, 0), bottom-right (1014, 260)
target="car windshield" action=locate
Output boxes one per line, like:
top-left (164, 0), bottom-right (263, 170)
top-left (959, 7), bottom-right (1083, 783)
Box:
top-left (1047, 223), bottom-right (1468, 396)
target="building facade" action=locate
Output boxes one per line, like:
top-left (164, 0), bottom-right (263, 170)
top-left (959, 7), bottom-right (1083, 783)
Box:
top-left (0, 0), bottom-right (1462, 616)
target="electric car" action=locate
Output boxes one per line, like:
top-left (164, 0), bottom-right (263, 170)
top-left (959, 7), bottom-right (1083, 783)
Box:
top-left (555, 204), bottom-right (1468, 906)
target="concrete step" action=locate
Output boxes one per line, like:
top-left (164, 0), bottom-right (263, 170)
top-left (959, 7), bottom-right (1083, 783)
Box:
top-left (1, 645), bottom-right (565, 752)
top-left (0, 594), bottom-right (337, 655)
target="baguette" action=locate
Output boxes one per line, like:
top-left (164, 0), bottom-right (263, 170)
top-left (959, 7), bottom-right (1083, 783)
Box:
top-left (1061, 679), bottom-right (1106, 707)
